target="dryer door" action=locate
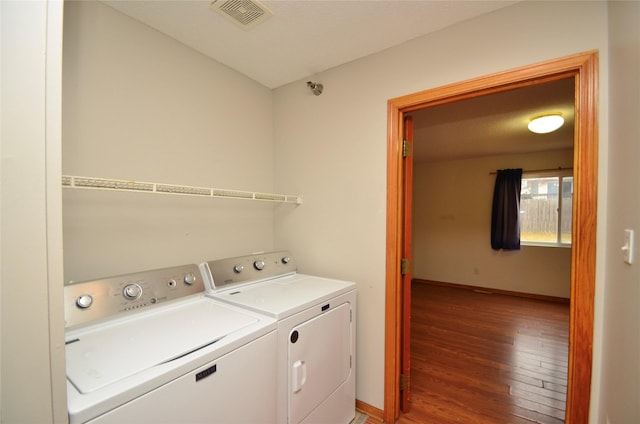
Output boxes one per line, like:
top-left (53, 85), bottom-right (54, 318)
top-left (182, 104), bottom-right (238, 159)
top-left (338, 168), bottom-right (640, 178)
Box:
top-left (288, 302), bottom-right (352, 424)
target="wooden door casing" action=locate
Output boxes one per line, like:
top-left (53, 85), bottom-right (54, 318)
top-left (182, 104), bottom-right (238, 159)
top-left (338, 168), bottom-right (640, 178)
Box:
top-left (385, 51), bottom-right (598, 424)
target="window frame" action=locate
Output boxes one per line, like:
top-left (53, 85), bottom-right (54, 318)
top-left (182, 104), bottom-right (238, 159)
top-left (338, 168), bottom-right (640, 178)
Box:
top-left (520, 169), bottom-right (573, 248)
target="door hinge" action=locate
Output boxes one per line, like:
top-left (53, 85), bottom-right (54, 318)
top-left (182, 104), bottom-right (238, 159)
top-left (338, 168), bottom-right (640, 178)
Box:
top-left (402, 139), bottom-right (412, 158)
top-left (401, 258), bottom-right (410, 275)
top-left (400, 373), bottom-right (409, 391)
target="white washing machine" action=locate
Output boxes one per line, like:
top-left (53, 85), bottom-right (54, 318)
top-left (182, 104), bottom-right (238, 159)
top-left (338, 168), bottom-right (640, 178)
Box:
top-left (200, 251), bottom-right (356, 424)
top-left (63, 263), bottom-right (277, 424)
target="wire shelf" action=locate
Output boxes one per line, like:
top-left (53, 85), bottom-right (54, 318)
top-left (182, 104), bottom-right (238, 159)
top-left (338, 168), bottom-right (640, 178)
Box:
top-left (61, 175), bottom-right (302, 205)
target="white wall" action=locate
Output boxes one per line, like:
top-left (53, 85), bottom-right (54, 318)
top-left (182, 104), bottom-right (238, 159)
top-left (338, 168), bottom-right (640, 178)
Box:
top-left (1, 1), bottom-right (66, 422)
top-left (413, 149), bottom-right (573, 298)
top-left (599, 1), bottom-right (640, 423)
top-left (62, 1), bottom-right (280, 282)
top-left (273, 0), bottom-right (609, 412)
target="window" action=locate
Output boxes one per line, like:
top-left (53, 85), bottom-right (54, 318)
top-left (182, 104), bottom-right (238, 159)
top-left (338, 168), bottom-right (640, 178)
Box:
top-left (520, 172), bottom-right (573, 246)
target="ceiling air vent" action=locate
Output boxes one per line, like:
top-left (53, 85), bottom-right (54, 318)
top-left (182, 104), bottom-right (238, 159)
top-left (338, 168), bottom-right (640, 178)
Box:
top-left (210, 0), bottom-right (273, 31)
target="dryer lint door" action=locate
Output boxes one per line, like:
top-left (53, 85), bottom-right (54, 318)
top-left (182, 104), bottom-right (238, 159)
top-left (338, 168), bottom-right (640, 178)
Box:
top-left (288, 302), bottom-right (352, 424)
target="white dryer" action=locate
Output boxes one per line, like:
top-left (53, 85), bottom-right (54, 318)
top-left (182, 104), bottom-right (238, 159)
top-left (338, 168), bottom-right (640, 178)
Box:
top-left (201, 251), bottom-right (356, 424)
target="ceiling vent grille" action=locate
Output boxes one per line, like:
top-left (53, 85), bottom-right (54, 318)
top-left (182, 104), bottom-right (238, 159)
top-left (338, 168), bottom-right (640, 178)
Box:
top-left (210, 0), bottom-right (273, 31)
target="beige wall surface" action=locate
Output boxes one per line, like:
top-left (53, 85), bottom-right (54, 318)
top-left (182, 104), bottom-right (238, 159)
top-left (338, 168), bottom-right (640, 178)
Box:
top-left (273, 0), bottom-right (609, 412)
top-left (62, 1), bottom-right (279, 282)
top-left (1, 1), bottom-right (66, 422)
top-left (413, 149), bottom-right (573, 298)
top-left (599, 1), bottom-right (640, 423)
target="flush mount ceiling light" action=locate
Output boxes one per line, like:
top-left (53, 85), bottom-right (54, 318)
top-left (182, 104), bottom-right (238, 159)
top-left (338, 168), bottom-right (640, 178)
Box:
top-left (528, 113), bottom-right (565, 134)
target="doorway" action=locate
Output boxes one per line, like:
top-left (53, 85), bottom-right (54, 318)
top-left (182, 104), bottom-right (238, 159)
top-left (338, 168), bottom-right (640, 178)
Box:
top-left (384, 51), bottom-right (598, 423)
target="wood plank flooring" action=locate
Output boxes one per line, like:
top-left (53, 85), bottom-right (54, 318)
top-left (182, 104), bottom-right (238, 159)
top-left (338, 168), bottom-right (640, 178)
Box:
top-left (391, 282), bottom-right (569, 424)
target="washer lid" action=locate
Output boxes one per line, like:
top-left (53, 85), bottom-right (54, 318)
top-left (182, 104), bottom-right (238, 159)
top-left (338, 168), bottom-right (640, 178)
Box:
top-left (65, 297), bottom-right (257, 394)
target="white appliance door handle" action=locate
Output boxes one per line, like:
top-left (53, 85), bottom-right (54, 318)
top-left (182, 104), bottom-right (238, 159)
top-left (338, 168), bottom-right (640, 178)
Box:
top-left (292, 360), bottom-right (307, 393)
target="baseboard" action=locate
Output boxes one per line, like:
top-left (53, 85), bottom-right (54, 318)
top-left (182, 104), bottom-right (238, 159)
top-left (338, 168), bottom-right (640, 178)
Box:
top-left (413, 279), bottom-right (570, 304)
top-left (356, 399), bottom-right (384, 422)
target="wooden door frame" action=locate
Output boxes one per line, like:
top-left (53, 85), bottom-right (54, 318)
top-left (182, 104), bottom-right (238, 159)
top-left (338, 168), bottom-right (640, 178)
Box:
top-left (384, 51), bottom-right (598, 423)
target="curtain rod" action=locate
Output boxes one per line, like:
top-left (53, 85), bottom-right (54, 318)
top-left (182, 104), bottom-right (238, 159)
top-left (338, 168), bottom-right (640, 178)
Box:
top-left (489, 166), bottom-right (573, 175)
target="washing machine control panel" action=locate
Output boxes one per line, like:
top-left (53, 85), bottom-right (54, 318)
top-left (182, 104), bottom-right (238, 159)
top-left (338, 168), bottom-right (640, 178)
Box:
top-left (63, 264), bottom-right (205, 329)
top-left (205, 250), bottom-right (297, 290)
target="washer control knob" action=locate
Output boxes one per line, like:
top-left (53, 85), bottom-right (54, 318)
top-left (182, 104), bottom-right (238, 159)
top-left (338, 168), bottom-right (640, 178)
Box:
top-left (123, 284), bottom-right (142, 300)
top-left (233, 265), bottom-right (244, 274)
top-left (253, 260), bottom-right (265, 271)
top-left (282, 256), bottom-right (291, 264)
top-left (184, 272), bottom-right (197, 285)
top-left (76, 294), bottom-right (93, 309)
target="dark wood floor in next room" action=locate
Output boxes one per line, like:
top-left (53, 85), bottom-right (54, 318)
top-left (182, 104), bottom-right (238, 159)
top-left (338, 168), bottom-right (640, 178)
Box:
top-left (373, 281), bottom-right (569, 424)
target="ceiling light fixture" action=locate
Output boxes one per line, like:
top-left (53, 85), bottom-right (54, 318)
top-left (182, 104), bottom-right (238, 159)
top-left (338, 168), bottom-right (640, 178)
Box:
top-left (527, 113), bottom-right (564, 134)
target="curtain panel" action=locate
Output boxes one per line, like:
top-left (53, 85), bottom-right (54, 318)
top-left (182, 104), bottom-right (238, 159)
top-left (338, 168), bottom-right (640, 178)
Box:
top-left (491, 168), bottom-right (523, 250)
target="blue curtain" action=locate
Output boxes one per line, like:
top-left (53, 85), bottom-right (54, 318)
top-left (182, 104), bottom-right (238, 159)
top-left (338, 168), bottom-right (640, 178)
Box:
top-left (491, 168), bottom-right (523, 250)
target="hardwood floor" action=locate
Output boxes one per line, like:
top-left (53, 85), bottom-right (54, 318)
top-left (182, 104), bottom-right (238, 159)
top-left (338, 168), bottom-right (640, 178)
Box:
top-left (392, 282), bottom-right (569, 424)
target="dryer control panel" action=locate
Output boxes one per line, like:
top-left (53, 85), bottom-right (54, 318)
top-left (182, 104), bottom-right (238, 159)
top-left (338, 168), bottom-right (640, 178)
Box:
top-left (64, 264), bottom-right (205, 329)
top-left (203, 250), bottom-right (297, 291)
